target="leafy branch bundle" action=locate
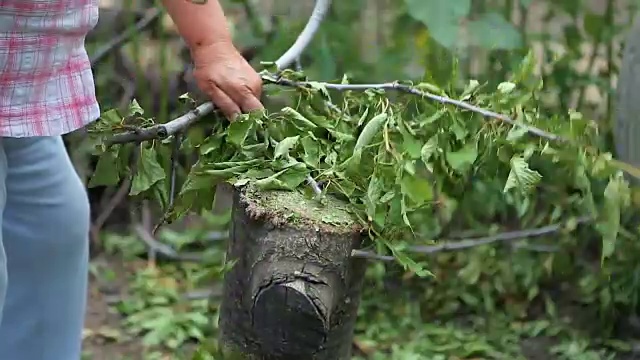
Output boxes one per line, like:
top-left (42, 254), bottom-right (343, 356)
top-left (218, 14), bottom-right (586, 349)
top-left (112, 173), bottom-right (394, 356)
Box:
top-left (87, 52), bottom-right (633, 274)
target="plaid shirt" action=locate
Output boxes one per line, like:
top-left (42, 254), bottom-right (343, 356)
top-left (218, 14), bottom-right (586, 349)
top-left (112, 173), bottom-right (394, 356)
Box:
top-left (0, 0), bottom-right (100, 137)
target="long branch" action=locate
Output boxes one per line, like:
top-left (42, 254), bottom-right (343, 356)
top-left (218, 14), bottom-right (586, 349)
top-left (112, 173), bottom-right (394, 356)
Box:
top-left (351, 216), bottom-right (591, 261)
top-left (266, 77), bottom-right (567, 142)
top-left (107, 73), bottom-right (568, 145)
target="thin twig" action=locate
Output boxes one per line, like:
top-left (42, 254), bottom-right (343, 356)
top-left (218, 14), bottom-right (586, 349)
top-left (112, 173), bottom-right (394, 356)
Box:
top-left (103, 285), bottom-right (223, 305)
top-left (90, 177), bottom-right (131, 236)
top-left (114, 75), bottom-right (136, 110)
top-left (351, 217), bottom-right (591, 261)
top-left (350, 249), bottom-right (394, 261)
top-left (409, 216), bottom-right (590, 254)
top-left (306, 175), bottom-right (322, 195)
top-left (134, 224), bottom-right (205, 262)
top-left (149, 133), bottom-right (184, 233)
top-left (90, 7), bottom-right (163, 66)
top-left (169, 133), bottom-right (182, 207)
top-left (107, 101), bottom-right (215, 145)
top-left (511, 243), bottom-right (559, 252)
top-left (141, 200), bottom-right (156, 264)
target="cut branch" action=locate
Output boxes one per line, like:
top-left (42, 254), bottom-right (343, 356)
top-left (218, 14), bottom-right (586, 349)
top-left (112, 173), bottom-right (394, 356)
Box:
top-left (106, 102), bottom-right (215, 145)
top-left (351, 216), bottom-right (591, 261)
top-left (265, 77), bottom-right (567, 142)
top-left (105, 74), bottom-right (568, 146)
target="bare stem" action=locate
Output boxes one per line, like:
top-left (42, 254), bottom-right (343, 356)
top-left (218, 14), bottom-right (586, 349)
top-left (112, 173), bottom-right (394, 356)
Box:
top-left (351, 216), bottom-right (591, 261)
top-left (90, 8), bottom-right (162, 66)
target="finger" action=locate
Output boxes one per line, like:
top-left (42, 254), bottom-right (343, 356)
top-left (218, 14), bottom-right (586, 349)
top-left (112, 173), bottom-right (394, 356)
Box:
top-left (207, 84), bottom-right (241, 120)
top-left (239, 91), bottom-right (264, 113)
top-left (250, 77), bottom-right (263, 98)
top-left (228, 85), bottom-right (264, 113)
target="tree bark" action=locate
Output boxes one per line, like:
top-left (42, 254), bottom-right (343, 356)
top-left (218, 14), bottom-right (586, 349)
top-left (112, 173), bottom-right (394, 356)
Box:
top-left (219, 184), bottom-right (366, 359)
top-left (615, 13), bottom-right (640, 184)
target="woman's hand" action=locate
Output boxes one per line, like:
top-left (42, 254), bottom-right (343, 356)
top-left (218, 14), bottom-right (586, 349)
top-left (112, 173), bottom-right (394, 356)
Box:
top-left (191, 40), bottom-right (264, 119)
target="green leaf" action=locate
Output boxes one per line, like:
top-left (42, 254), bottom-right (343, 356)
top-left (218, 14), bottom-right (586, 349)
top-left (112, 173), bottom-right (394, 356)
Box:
top-left (381, 238), bottom-right (432, 277)
top-left (404, 0), bottom-right (471, 49)
top-left (506, 125), bottom-right (528, 142)
top-left (366, 174), bottom-right (384, 221)
top-left (301, 136), bottom-right (321, 167)
top-left (421, 137), bottom-right (439, 164)
top-left (583, 11), bottom-right (605, 40)
top-left (254, 163), bottom-right (308, 191)
top-left (274, 136), bottom-right (299, 159)
top-left (503, 155), bottom-right (542, 193)
top-left (227, 119), bottom-right (254, 146)
top-left (597, 173), bottom-right (630, 261)
top-left (398, 118), bottom-right (422, 159)
top-left (446, 142), bottom-right (478, 173)
top-left (89, 148), bottom-right (120, 187)
top-left (354, 113), bottom-right (387, 151)
top-left (130, 146), bottom-right (167, 195)
top-left (100, 109), bottom-right (122, 127)
top-left (497, 81), bottom-right (516, 94)
top-left (468, 12), bottom-right (522, 50)
top-left (282, 107), bottom-right (318, 129)
top-left (127, 99), bottom-right (144, 116)
top-left (400, 174), bottom-right (433, 206)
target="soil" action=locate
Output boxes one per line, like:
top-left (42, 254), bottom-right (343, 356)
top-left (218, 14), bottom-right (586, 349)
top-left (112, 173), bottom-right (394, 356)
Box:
top-left (83, 255), bottom-right (146, 360)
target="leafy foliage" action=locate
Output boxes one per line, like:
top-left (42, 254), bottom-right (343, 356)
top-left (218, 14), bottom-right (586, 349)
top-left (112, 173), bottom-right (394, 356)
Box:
top-left (87, 52), bottom-right (633, 275)
top-left (405, 0), bottom-right (523, 50)
top-left (79, 0), bottom-right (640, 358)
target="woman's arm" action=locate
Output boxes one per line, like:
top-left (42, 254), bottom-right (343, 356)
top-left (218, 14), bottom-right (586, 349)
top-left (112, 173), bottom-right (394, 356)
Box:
top-left (161, 0), bottom-right (263, 119)
top-left (161, 0), bottom-right (232, 49)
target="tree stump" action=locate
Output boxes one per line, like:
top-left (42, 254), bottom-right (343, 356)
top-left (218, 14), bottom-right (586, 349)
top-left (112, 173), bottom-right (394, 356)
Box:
top-left (615, 14), bottom-right (640, 184)
top-left (219, 184), bottom-right (367, 359)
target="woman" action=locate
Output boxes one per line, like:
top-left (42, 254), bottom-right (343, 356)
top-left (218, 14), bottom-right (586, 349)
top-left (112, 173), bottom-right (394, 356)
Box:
top-left (0, 0), bottom-right (262, 358)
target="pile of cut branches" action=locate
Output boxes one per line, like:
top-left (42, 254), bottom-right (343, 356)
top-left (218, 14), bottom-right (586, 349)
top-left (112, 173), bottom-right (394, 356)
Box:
top-left (86, 0), bottom-right (637, 274)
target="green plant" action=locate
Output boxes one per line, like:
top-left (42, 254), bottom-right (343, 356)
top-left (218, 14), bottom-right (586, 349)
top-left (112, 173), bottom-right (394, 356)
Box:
top-left (87, 51), bottom-right (637, 276)
top-left (80, 0), bottom-right (640, 358)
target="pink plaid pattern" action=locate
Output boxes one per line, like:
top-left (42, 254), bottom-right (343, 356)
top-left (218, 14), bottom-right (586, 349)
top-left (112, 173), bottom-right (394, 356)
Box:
top-left (0, 0), bottom-right (100, 137)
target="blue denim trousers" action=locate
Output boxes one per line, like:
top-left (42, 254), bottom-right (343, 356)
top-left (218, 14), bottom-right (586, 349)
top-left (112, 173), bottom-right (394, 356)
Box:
top-left (0, 136), bottom-right (90, 359)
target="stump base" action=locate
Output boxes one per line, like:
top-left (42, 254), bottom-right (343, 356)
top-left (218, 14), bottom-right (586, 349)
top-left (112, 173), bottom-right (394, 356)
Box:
top-left (218, 185), bottom-right (366, 359)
